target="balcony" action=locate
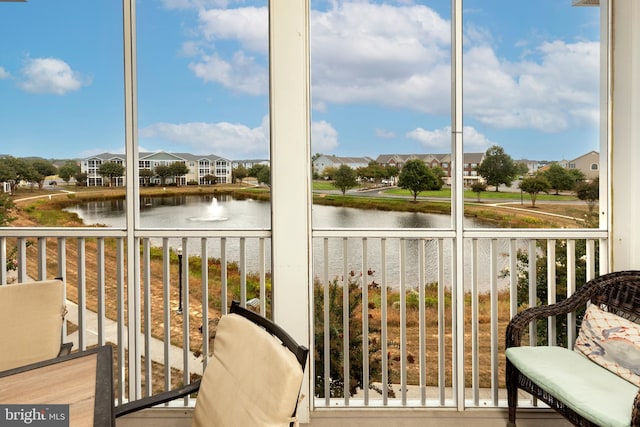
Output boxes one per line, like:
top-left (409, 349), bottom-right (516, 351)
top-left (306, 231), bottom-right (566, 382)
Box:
top-left (0, 228), bottom-right (604, 426)
top-left (2, 0), bottom-right (639, 426)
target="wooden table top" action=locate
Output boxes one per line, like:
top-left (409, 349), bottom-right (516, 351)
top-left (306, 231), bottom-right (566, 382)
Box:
top-left (0, 346), bottom-right (114, 427)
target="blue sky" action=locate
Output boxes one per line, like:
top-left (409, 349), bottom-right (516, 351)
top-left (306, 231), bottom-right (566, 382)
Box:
top-left (0, 0), bottom-right (601, 162)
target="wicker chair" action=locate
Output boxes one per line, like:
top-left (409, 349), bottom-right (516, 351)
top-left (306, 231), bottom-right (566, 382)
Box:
top-left (505, 270), bottom-right (640, 427)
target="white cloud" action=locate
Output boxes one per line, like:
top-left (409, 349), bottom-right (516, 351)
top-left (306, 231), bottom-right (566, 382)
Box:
top-left (162, 0), bottom-right (234, 10)
top-left (18, 57), bottom-right (90, 95)
top-left (375, 128), bottom-right (395, 139)
top-left (464, 40), bottom-right (599, 132)
top-left (407, 125), bottom-right (493, 152)
top-left (139, 116), bottom-right (269, 159)
top-left (175, 1), bottom-right (599, 135)
top-left (0, 67), bottom-right (9, 79)
top-left (310, 2), bottom-right (451, 114)
top-left (140, 117), bottom-right (339, 159)
top-left (198, 7), bottom-right (268, 54)
top-left (311, 120), bottom-right (339, 153)
top-left (189, 51), bottom-right (267, 95)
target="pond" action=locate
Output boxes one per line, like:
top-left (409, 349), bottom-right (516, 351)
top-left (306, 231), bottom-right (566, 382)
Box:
top-left (65, 194), bottom-right (509, 291)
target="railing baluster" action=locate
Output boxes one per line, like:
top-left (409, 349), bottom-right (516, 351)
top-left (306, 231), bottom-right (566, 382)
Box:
top-left (323, 238), bottom-right (330, 406)
top-left (547, 239), bottom-right (557, 346)
top-left (399, 239), bottom-right (407, 406)
top-left (97, 237), bottom-right (106, 346)
top-left (259, 237), bottom-right (266, 316)
top-left (471, 238), bottom-right (479, 406)
top-left (0, 237), bottom-right (6, 285)
top-left (116, 238), bottom-right (126, 404)
top-left (181, 237), bottom-right (190, 405)
top-left (220, 238), bottom-right (227, 315)
top-left (240, 237), bottom-right (246, 307)
top-left (419, 238), bottom-right (426, 406)
top-left (17, 237), bottom-right (27, 283)
top-left (362, 237), bottom-right (369, 405)
top-left (201, 237), bottom-right (209, 369)
top-left (437, 238), bottom-right (445, 405)
top-left (490, 239), bottom-right (499, 405)
top-left (381, 238), bottom-right (388, 406)
top-left (77, 237), bottom-right (86, 350)
top-left (527, 239), bottom-right (537, 349)
top-left (162, 238), bottom-right (171, 394)
top-left (37, 236), bottom-right (46, 280)
top-left (566, 239), bottom-right (577, 347)
top-left (143, 238), bottom-right (152, 397)
top-left (342, 237), bottom-right (350, 406)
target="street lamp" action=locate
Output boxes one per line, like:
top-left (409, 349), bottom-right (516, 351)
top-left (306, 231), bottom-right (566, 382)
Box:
top-left (177, 247), bottom-right (183, 315)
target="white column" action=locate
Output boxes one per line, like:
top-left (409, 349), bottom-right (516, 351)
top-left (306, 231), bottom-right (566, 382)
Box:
top-left (269, 0), bottom-right (312, 421)
top-left (610, 0), bottom-right (640, 270)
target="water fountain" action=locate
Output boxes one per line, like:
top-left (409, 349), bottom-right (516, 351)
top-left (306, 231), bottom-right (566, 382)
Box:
top-left (189, 197), bottom-right (228, 222)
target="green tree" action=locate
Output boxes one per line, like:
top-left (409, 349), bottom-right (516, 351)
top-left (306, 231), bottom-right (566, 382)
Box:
top-left (202, 174), bottom-right (216, 185)
top-left (333, 164), bottom-right (357, 196)
top-left (397, 159), bottom-right (439, 202)
top-left (97, 161), bottom-right (125, 187)
top-left (476, 145), bottom-right (519, 191)
top-left (0, 192), bottom-right (15, 227)
top-left (74, 172), bottom-right (88, 186)
top-left (470, 181), bottom-right (487, 202)
top-left (232, 165), bottom-right (248, 183)
top-left (513, 238), bottom-right (596, 347)
top-left (30, 159), bottom-right (57, 189)
top-left (58, 161), bottom-right (81, 184)
top-left (6, 157), bottom-right (38, 192)
top-left (519, 175), bottom-right (551, 207)
top-left (249, 164), bottom-right (271, 185)
top-left (541, 163), bottom-right (579, 195)
top-left (576, 177), bottom-right (599, 214)
top-left (384, 164), bottom-right (399, 181)
top-left (357, 161), bottom-right (386, 183)
top-left (0, 158), bottom-right (17, 189)
top-left (154, 165), bottom-right (173, 186)
top-left (168, 162), bottom-right (190, 186)
top-left (321, 166), bottom-right (338, 181)
top-left (314, 277), bottom-right (386, 398)
top-left (139, 168), bottom-right (154, 187)
top-left (431, 165), bottom-right (446, 189)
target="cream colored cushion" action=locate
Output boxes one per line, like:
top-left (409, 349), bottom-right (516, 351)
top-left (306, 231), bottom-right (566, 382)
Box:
top-left (191, 313), bottom-right (304, 427)
top-left (0, 280), bottom-right (65, 372)
top-left (574, 303), bottom-right (640, 386)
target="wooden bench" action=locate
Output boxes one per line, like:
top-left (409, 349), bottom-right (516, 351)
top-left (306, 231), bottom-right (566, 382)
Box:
top-left (505, 271), bottom-right (640, 426)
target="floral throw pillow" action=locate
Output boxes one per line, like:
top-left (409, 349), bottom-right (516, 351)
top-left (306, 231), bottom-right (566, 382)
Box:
top-left (574, 303), bottom-right (640, 387)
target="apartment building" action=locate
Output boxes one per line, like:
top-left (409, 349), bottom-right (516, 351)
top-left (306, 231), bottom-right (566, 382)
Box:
top-left (81, 151), bottom-right (232, 186)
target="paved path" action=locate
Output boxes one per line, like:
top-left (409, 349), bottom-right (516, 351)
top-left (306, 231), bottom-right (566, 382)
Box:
top-left (64, 301), bottom-right (204, 376)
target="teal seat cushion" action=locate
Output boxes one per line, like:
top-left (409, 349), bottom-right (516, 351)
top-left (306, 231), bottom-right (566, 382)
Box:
top-left (506, 346), bottom-right (639, 427)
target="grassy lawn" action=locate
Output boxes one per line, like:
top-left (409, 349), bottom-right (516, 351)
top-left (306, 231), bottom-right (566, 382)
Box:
top-left (313, 180), bottom-right (340, 191)
top-left (384, 186), bottom-right (578, 201)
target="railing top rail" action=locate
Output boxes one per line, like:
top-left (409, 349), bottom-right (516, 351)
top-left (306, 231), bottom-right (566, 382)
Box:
top-left (0, 227), bottom-right (271, 239)
top-left (313, 227), bottom-right (608, 239)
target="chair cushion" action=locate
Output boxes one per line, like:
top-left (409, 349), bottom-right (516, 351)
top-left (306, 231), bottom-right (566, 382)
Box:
top-left (506, 346), bottom-right (639, 427)
top-left (0, 280), bottom-right (65, 372)
top-left (192, 313), bottom-right (304, 427)
top-left (574, 303), bottom-right (640, 386)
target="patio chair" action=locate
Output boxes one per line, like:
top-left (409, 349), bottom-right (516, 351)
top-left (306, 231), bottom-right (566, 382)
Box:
top-left (0, 278), bottom-right (72, 372)
top-left (115, 300), bottom-right (309, 427)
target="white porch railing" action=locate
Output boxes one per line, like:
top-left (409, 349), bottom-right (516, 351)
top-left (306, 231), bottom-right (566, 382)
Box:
top-left (0, 227), bottom-right (607, 412)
